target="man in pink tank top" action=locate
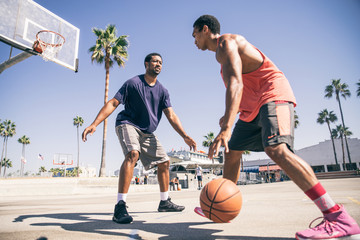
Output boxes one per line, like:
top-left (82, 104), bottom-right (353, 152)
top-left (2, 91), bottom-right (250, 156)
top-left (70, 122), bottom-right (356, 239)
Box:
top-left (192, 15), bottom-right (360, 240)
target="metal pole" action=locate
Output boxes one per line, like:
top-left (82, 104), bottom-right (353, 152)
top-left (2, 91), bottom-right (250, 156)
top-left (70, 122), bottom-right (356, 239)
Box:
top-left (0, 52), bottom-right (33, 74)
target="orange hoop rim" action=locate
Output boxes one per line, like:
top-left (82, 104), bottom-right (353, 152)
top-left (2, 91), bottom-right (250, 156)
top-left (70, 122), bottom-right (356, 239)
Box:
top-left (36, 30), bottom-right (65, 48)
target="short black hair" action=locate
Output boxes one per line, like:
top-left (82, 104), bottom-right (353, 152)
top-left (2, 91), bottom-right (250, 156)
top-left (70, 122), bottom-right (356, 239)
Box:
top-left (144, 53), bottom-right (162, 67)
top-left (193, 15), bottom-right (220, 34)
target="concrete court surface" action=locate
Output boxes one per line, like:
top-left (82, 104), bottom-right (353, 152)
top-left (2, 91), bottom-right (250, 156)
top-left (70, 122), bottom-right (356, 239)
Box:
top-left (0, 178), bottom-right (359, 240)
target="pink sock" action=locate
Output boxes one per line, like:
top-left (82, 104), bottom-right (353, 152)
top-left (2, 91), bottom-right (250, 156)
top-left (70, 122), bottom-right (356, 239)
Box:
top-left (305, 183), bottom-right (340, 214)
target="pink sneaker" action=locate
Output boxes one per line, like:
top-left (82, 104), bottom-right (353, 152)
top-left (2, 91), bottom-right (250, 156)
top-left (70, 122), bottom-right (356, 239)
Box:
top-left (194, 207), bottom-right (206, 218)
top-left (194, 207), bottom-right (231, 223)
top-left (296, 205), bottom-right (360, 240)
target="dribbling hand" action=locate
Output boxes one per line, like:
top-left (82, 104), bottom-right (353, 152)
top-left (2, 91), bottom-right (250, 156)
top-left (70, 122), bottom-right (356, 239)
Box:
top-left (184, 136), bottom-right (197, 152)
top-left (82, 125), bottom-right (96, 142)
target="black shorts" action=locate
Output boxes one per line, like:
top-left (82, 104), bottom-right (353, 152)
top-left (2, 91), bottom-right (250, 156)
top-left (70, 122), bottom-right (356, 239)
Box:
top-left (228, 101), bottom-right (295, 152)
top-left (197, 176), bottom-right (202, 181)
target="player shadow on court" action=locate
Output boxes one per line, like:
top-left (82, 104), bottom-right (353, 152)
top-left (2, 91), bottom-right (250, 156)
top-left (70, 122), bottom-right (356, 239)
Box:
top-left (13, 212), bottom-right (294, 240)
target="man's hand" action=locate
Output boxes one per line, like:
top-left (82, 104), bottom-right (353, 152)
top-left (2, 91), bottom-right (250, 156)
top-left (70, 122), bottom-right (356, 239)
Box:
top-left (208, 129), bottom-right (231, 160)
top-left (82, 125), bottom-right (96, 142)
top-left (184, 136), bottom-right (197, 152)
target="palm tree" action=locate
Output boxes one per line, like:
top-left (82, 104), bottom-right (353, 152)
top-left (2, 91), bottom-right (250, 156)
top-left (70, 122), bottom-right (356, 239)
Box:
top-left (73, 116), bottom-right (84, 177)
top-left (241, 150), bottom-right (251, 172)
top-left (332, 125), bottom-right (352, 171)
top-left (202, 132), bottom-right (215, 148)
top-left (18, 135), bottom-right (30, 177)
top-left (317, 109), bottom-right (338, 166)
top-left (342, 127), bottom-right (353, 169)
top-left (39, 166), bottom-right (47, 173)
top-left (89, 24), bottom-right (129, 177)
top-left (294, 110), bottom-right (299, 129)
top-left (357, 79), bottom-right (360, 97)
top-left (0, 120), bottom-right (16, 176)
top-left (203, 132), bottom-right (215, 163)
top-left (1, 158), bottom-right (12, 177)
top-left (332, 125), bottom-right (344, 170)
top-left (325, 79), bottom-right (352, 164)
top-left (0, 120), bottom-right (3, 134)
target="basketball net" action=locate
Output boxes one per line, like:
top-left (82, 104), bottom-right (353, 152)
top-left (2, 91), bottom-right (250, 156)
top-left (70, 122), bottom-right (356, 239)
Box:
top-left (34, 30), bottom-right (65, 61)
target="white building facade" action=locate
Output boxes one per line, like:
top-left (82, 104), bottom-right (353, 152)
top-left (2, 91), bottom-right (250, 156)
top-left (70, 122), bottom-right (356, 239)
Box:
top-left (295, 138), bottom-right (360, 172)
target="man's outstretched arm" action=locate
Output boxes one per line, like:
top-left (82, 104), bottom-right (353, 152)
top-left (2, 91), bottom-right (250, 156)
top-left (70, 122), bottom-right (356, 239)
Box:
top-left (82, 98), bottom-right (120, 142)
top-left (163, 107), bottom-right (197, 151)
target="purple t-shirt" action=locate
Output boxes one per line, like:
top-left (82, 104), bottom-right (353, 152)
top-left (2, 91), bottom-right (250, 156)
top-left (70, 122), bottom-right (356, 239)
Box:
top-left (114, 74), bottom-right (171, 133)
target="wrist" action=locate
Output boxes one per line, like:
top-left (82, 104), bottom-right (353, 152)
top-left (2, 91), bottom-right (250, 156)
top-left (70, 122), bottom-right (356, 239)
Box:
top-left (220, 126), bottom-right (231, 132)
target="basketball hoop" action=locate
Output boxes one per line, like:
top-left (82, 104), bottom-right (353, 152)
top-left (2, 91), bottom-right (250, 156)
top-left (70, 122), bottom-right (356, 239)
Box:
top-left (33, 30), bottom-right (65, 61)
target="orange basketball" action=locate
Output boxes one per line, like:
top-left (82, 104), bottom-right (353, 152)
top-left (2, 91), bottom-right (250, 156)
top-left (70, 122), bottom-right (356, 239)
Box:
top-left (200, 178), bottom-right (242, 223)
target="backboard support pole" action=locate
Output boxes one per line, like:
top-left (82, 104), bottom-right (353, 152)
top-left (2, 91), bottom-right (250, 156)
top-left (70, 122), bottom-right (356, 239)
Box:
top-left (0, 51), bottom-right (33, 74)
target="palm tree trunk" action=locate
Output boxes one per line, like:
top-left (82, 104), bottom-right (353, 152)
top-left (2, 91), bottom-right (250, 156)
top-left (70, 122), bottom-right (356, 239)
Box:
top-left (77, 126), bottom-right (80, 177)
top-left (0, 137), bottom-right (5, 176)
top-left (340, 135), bottom-right (346, 170)
top-left (326, 122), bottom-right (338, 166)
top-left (100, 122), bottom-right (107, 177)
top-left (4, 137), bottom-right (8, 175)
top-left (343, 135), bottom-right (351, 164)
top-left (99, 53), bottom-right (110, 177)
top-left (21, 144), bottom-right (25, 176)
top-left (336, 94), bottom-right (352, 164)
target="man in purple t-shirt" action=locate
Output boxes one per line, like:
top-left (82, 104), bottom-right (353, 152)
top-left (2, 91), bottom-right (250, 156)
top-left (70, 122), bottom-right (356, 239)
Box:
top-left (82, 53), bottom-right (197, 224)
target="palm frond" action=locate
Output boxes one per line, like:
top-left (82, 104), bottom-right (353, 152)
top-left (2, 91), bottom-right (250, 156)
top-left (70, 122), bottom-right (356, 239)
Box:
top-left (92, 28), bottom-right (103, 37)
top-left (116, 36), bottom-right (129, 47)
top-left (340, 85), bottom-right (351, 99)
top-left (88, 45), bottom-right (97, 53)
top-left (91, 51), bottom-right (104, 64)
top-left (113, 56), bottom-right (125, 67)
top-left (106, 24), bottom-right (116, 36)
top-left (324, 85), bottom-right (333, 98)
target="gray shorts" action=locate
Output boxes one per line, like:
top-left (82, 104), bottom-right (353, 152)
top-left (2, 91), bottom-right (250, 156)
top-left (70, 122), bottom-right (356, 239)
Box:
top-left (228, 101), bottom-right (295, 152)
top-left (115, 124), bottom-right (169, 170)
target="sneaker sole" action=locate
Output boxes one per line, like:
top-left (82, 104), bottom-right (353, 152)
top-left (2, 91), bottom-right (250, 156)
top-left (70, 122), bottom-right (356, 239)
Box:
top-left (158, 208), bottom-right (185, 212)
top-left (112, 216), bottom-right (133, 224)
top-left (296, 233), bottom-right (360, 240)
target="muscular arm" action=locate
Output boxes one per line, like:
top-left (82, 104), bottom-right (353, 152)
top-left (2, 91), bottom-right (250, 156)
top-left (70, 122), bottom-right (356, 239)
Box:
top-left (82, 98), bottom-right (120, 141)
top-left (219, 38), bottom-right (244, 132)
top-left (163, 107), bottom-right (197, 151)
top-left (208, 36), bottom-right (244, 158)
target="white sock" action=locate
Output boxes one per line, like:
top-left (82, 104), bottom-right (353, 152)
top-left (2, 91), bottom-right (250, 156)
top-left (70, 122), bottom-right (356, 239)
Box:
top-left (117, 193), bottom-right (127, 203)
top-left (160, 191), bottom-right (169, 201)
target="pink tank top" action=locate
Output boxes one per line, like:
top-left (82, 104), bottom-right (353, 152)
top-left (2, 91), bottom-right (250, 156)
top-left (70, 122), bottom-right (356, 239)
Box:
top-left (218, 39), bottom-right (296, 122)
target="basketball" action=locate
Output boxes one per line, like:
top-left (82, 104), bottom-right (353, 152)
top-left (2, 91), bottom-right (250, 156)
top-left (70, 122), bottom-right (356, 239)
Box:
top-left (200, 178), bottom-right (242, 223)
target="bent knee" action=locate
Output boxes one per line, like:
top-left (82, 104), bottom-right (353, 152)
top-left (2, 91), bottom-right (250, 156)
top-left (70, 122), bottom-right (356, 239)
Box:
top-left (265, 144), bottom-right (289, 159)
top-left (125, 150), bottom-right (139, 163)
top-left (157, 160), bottom-right (170, 170)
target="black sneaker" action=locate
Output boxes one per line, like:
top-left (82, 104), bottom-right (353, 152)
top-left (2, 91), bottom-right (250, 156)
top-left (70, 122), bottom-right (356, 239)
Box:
top-left (158, 197), bottom-right (185, 212)
top-left (112, 200), bottom-right (133, 224)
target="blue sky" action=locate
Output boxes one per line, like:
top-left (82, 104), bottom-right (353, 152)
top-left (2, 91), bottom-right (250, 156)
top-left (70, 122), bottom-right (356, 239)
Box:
top-left (1, 0), bottom-right (359, 175)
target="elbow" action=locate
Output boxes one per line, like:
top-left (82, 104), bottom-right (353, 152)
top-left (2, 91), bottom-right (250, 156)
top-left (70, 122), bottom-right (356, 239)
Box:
top-left (110, 98), bottom-right (119, 108)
